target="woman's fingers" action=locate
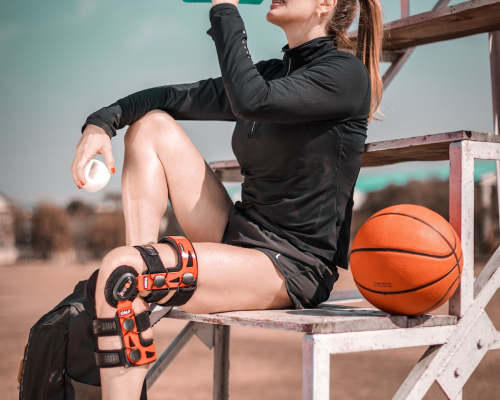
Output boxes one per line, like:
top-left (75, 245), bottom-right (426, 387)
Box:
top-left (75, 149), bottom-right (94, 187)
top-left (71, 124), bottom-right (113, 189)
top-left (102, 144), bottom-right (116, 175)
top-left (71, 139), bottom-right (85, 189)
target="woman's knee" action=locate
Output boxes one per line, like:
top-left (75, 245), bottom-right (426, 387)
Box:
top-left (124, 110), bottom-right (177, 147)
top-left (99, 246), bottom-right (145, 281)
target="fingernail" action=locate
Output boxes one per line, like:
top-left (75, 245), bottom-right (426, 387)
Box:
top-left (111, 168), bottom-right (115, 174)
top-left (80, 181), bottom-right (85, 186)
top-left (77, 185), bottom-right (82, 190)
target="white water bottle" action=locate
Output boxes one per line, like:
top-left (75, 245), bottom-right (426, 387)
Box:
top-left (83, 159), bottom-right (111, 193)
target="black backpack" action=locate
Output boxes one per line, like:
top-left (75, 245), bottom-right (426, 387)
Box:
top-left (19, 270), bottom-right (147, 400)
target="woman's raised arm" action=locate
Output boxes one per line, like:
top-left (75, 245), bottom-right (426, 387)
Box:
top-left (83, 77), bottom-right (236, 139)
top-left (208, 4), bottom-right (370, 124)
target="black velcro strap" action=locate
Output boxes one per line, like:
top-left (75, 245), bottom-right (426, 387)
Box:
top-left (135, 311), bottom-right (151, 333)
top-left (158, 237), bottom-right (183, 272)
top-left (93, 311), bottom-right (150, 337)
top-left (163, 285), bottom-right (197, 307)
top-left (143, 288), bottom-right (170, 304)
top-left (92, 318), bottom-right (120, 337)
top-left (95, 349), bottom-right (130, 368)
top-left (134, 245), bottom-right (167, 274)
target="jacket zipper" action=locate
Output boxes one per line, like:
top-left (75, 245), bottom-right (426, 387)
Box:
top-left (249, 58), bottom-right (292, 138)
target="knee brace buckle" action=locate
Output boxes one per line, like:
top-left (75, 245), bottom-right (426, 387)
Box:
top-left (134, 236), bottom-right (198, 307)
top-left (93, 302), bottom-right (157, 368)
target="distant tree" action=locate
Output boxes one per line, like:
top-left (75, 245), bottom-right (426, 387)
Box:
top-left (13, 206), bottom-right (32, 246)
top-left (31, 203), bottom-right (72, 259)
top-left (85, 212), bottom-right (126, 258)
top-left (360, 179), bottom-right (449, 220)
top-left (67, 200), bottom-right (94, 216)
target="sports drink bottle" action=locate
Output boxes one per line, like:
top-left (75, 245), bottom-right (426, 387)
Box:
top-left (183, 0), bottom-right (264, 4)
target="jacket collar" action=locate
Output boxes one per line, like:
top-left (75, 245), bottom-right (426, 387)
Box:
top-left (281, 36), bottom-right (337, 71)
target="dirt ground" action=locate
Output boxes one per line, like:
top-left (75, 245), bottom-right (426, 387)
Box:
top-left (2, 262), bottom-right (500, 400)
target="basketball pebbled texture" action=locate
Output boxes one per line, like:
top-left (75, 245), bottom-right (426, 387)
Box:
top-left (350, 204), bottom-right (463, 316)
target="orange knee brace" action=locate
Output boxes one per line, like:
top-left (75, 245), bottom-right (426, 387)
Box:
top-left (93, 236), bottom-right (198, 368)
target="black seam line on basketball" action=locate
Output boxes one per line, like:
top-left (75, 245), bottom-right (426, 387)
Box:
top-left (354, 251), bottom-right (462, 296)
top-left (366, 212), bottom-right (455, 253)
top-left (409, 268), bottom-right (462, 316)
top-left (364, 212), bottom-right (463, 284)
top-left (350, 247), bottom-right (454, 259)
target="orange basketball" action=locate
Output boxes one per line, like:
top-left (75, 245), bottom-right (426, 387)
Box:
top-left (350, 204), bottom-right (463, 316)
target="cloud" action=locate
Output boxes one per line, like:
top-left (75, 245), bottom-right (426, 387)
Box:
top-left (0, 23), bottom-right (23, 58)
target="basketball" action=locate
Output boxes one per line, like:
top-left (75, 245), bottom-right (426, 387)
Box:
top-left (350, 204), bottom-right (463, 316)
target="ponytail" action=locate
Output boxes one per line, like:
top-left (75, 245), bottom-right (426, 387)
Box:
top-left (327, 0), bottom-right (384, 123)
top-left (357, 0), bottom-right (384, 123)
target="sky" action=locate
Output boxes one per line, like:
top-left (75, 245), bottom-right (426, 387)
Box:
top-left (0, 0), bottom-right (496, 206)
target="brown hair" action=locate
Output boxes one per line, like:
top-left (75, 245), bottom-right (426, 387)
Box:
top-left (326, 0), bottom-right (384, 123)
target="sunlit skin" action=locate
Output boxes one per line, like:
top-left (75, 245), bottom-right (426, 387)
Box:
top-left (70, 1), bottom-right (338, 399)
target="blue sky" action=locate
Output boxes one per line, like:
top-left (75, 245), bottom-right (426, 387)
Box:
top-left (0, 0), bottom-right (496, 205)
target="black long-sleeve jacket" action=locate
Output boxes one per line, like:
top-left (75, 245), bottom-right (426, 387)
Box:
top-left (82, 4), bottom-right (371, 270)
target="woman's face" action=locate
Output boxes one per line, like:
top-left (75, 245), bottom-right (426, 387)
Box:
top-left (266, 0), bottom-right (321, 26)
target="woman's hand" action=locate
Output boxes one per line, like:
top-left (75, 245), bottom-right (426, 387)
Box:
top-left (212, 0), bottom-right (239, 6)
top-left (71, 125), bottom-right (115, 189)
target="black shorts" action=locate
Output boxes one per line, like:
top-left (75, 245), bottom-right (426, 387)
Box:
top-left (222, 206), bottom-right (339, 309)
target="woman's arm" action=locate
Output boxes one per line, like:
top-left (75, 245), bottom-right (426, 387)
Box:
top-left (207, 4), bottom-right (370, 123)
top-left (83, 77), bottom-right (236, 138)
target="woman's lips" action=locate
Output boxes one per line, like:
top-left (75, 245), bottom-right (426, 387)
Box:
top-left (271, 0), bottom-right (285, 9)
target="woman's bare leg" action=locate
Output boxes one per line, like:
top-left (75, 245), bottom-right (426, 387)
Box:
top-left (96, 110), bottom-right (291, 399)
top-left (96, 243), bottom-right (291, 400)
top-left (121, 110), bottom-right (233, 246)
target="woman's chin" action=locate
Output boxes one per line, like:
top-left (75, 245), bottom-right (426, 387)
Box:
top-left (266, 11), bottom-right (282, 26)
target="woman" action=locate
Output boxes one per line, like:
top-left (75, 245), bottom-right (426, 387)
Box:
top-left (71, 0), bottom-right (383, 398)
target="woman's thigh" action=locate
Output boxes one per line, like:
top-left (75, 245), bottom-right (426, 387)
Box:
top-left (150, 241), bottom-right (293, 313)
top-left (125, 110), bottom-right (234, 243)
top-left (184, 242), bottom-right (292, 313)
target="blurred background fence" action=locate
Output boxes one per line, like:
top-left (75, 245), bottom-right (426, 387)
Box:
top-left (1, 172), bottom-right (499, 265)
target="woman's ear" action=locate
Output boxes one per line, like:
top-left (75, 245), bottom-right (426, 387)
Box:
top-left (320, 0), bottom-right (337, 15)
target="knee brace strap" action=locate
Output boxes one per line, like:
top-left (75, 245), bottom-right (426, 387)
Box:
top-left (93, 310), bottom-right (151, 337)
top-left (93, 301), bottom-right (156, 368)
top-left (134, 236), bottom-right (198, 307)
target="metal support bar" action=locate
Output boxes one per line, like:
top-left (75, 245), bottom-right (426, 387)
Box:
top-left (393, 345), bottom-right (442, 400)
top-left (393, 268), bottom-right (500, 400)
top-left (315, 325), bottom-right (454, 355)
top-left (436, 312), bottom-right (497, 399)
top-left (146, 322), bottom-right (203, 390)
top-left (401, 0), bottom-right (410, 18)
top-left (432, 0), bottom-right (452, 10)
top-left (213, 325), bottom-right (230, 400)
top-left (303, 334), bottom-right (330, 400)
top-left (449, 141), bottom-right (475, 317)
top-left (383, 0), bottom-right (451, 90)
top-left (489, 30), bottom-right (500, 233)
top-left (196, 323), bottom-right (215, 349)
top-left (383, 48), bottom-right (415, 89)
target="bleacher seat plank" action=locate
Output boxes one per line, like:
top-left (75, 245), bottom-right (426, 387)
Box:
top-left (361, 131), bottom-right (500, 167)
top-left (210, 131), bottom-right (500, 182)
top-left (168, 305), bottom-right (457, 334)
top-left (345, 0), bottom-right (500, 51)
